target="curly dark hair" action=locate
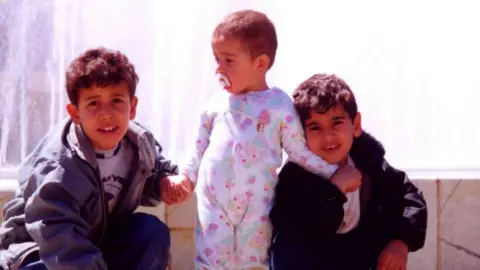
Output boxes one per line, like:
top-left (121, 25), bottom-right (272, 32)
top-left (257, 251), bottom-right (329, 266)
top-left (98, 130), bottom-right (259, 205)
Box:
top-left (293, 73), bottom-right (358, 124)
top-left (66, 47), bottom-right (139, 105)
top-left (213, 10), bottom-right (278, 69)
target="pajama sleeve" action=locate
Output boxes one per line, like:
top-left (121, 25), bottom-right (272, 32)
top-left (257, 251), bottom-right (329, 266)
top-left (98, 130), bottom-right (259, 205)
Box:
top-left (279, 95), bottom-right (338, 178)
top-left (180, 110), bottom-right (212, 185)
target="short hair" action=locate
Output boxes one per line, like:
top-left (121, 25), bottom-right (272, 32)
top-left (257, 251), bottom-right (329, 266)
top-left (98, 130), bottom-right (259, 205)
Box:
top-left (293, 73), bottom-right (358, 124)
top-left (66, 47), bottom-right (139, 105)
top-left (213, 10), bottom-right (278, 68)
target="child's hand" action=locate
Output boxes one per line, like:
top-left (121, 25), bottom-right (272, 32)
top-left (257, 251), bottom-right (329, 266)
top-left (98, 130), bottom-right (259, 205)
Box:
top-left (170, 174), bottom-right (195, 203)
top-left (160, 175), bottom-right (194, 205)
top-left (330, 166), bottom-right (362, 193)
top-left (159, 177), bottom-right (175, 204)
top-left (377, 240), bottom-right (409, 270)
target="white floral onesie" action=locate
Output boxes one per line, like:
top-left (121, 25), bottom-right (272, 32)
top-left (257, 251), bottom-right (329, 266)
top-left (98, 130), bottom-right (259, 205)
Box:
top-left (181, 88), bottom-right (338, 269)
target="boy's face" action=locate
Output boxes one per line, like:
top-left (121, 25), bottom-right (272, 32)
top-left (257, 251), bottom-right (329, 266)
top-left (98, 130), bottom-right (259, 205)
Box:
top-left (66, 83), bottom-right (137, 151)
top-left (212, 37), bottom-right (264, 94)
top-left (304, 105), bottom-right (362, 166)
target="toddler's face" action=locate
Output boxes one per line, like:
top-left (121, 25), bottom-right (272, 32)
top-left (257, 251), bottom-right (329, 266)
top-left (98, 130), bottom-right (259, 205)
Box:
top-left (212, 37), bottom-right (257, 94)
top-left (66, 83), bottom-right (137, 150)
top-left (304, 105), bottom-right (362, 166)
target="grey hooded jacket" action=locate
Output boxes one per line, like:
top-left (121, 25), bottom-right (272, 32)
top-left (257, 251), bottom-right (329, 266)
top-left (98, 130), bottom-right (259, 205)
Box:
top-left (0, 119), bottom-right (178, 269)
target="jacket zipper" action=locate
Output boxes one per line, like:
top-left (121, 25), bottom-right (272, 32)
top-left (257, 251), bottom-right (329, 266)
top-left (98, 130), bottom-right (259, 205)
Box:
top-left (72, 151), bottom-right (108, 243)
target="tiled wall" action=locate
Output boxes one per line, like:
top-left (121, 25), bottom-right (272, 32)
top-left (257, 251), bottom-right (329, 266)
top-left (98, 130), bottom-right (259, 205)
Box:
top-left (2, 179), bottom-right (480, 269)
top-left (138, 195), bottom-right (197, 270)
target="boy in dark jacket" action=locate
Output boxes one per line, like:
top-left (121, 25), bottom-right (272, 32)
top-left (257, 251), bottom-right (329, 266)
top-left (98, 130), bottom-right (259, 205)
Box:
top-left (269, 74), bottom-right (427, 270)
top-left (0, 47), bottom-right (192, 270)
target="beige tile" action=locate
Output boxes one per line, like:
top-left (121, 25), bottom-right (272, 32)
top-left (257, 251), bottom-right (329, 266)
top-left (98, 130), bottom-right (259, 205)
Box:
top-left (169, 229), bottom-right (195, 270)
top-left (439, 179), bottom-right (461, 207)
top-left (137, 204), bottom-right (166, 222)
top-left (441, 240), bottom-right (480, 270)
top-left (164, 194), bottom-right (197, 228)
top-left (0, 191), bottom-right (15, 222)
top-left (0, 198), bottom-right (6, 221)
top-left (440, 180), bottom-right (480, 255)
top-left (406, 180), bottom-right (438, 270)
top-left (0, 191), bottom-right (14, 202)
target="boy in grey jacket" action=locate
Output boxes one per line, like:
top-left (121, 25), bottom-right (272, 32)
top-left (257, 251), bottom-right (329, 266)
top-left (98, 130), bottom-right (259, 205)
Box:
top-left (0, 47), bottom-right (191, 270)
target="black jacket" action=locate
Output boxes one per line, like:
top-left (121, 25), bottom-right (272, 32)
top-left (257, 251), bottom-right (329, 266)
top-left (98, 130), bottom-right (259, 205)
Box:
top-left (269, 132), bottom-right (427, 269)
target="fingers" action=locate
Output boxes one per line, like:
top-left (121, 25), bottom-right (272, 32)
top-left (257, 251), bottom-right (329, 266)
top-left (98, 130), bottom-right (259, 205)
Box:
top-left (160, 179), bottom-right (180, 205)
top-left (176, 184), bottom-right (193, 202)
top-left (384, 260), bottom-right (405, 270)
top-left (180, 180), bottom-right (194, 195)
top-left (162, 196), bottom-right (176, 205)
top-left (162, 192), bottom-right (182, 205)
top-left (159, 176), bottom-right (194, 205)
top-left (161, 189), bottom-right (177, 205)
top-left (377, 251), bottom-right (387, 270)
top-left (168, 185), bottom-right (191, 204)
top-left (174, 178), bottom-right (194, 201)
top-left (377, 252), bottom-right (407, 270)
top-left (394, 257), bottom-right (407, 270)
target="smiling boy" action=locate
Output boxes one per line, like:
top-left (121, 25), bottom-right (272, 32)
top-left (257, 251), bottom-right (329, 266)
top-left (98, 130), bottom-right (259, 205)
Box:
top-left (269, 74), bottom-right (427, 270)
top-left (0, 47), bottom-right (190, 270)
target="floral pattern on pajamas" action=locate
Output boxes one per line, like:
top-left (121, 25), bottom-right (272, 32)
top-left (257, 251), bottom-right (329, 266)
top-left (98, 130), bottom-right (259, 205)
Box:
top-left (182, 88), bottom-right (338, 269)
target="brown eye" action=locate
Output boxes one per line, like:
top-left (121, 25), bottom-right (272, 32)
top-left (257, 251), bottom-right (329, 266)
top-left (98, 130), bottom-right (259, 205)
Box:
top-left (333, 121), bottom-right (344, 128)
top-left (88, 101), bottom-right (98, 107)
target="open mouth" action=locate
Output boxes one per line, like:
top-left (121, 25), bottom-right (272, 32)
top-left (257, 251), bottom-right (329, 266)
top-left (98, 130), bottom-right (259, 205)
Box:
top-left (216, 73), bottom-right (231, 89)
top-left (97, 126), bottom-right (119, 134)
top-left (323, 144), bottom-right (340, 151)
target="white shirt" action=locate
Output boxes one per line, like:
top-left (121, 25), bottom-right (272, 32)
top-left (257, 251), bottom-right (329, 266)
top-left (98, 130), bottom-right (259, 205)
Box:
top-left (336, 155), bottom-right (361, 234)
top-left (95, 139), bottom-right (133, 212)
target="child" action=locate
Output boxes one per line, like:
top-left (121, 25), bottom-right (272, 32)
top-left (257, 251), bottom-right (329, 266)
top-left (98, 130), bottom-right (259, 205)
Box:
top-left (177, 10), bottom-right (359, 270)
top-left (269, 74), bottom-right (428, 270)
top-left (0, 47), bottom-right (186, 270)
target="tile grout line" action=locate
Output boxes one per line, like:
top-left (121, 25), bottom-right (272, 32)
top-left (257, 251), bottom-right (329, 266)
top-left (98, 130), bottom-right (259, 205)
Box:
top-left (165, 204), bottom-right (173, 270)
top-left (440, 180), bottom-right (462, 214)
top-left (436, 179), bottom-right (441, 270)
top-left (440, 238), bottom-right (480, 260)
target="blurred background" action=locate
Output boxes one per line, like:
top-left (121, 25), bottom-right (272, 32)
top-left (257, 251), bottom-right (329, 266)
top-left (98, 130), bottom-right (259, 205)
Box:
top-left (0, 0), bottom-right (479, 269)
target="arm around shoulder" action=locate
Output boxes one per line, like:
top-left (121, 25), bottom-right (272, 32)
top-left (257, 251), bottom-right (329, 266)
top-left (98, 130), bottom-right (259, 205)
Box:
top-left (25, 164), bottom-right (107, 270)
top-left (270, 162), bottom-right (347, 245)
top-left (277, 92), bottom-right (338, 178)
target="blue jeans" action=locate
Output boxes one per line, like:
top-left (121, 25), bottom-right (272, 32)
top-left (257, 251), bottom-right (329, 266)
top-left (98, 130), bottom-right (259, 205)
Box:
top-left (20, 213), bottom-right (170, 270)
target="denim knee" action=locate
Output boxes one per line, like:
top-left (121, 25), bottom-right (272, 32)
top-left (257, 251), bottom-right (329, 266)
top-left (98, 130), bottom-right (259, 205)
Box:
top-left (131, 213), bottom-right (170, 249)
